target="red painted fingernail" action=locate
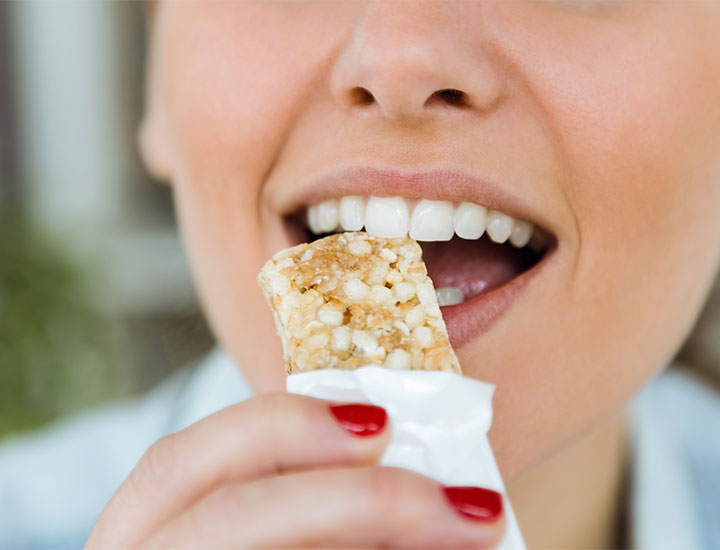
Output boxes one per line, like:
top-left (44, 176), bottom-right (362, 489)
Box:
top-left (329, 403), bottom-right (387, 437)
top-left (443, 486), bottom-right (504, 522)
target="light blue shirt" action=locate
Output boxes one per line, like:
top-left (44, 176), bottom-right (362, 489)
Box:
top-left (0, 350), bottom-right (718, 549)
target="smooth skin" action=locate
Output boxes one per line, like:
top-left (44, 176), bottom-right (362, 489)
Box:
top-left (89, 1), bottom-right (720, 548)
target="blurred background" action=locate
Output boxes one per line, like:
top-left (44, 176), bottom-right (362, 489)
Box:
top-left (0, 1), bottom-right (718, 442)
top-left (0, 1), bottom-right (213, 439)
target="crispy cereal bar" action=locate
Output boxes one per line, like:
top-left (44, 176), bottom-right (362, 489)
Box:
top-left (257, 232), bottom-right (461, 375)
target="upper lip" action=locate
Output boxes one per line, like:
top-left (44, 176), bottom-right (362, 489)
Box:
top-left (274, 164), bottom-right (551, 231)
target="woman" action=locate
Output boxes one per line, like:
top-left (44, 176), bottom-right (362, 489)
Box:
top-left (3, 2), bottom-right (720, 548)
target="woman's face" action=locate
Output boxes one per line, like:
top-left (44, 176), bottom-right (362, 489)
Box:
top-left (142, 1), bottom-right (720, 482)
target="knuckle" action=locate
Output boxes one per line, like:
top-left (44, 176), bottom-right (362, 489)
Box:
top-left (216, 393), bottom-right (289, 438)
top-left (365, 467), bottom-right (409, 517)
top-left (365, 467), bottom-right (435, 522)
top-left (232, 393), bottom-right (309, 455)
top-left (130, 433), bottom-right (179, 494)
top-left (251, 392), bottom-right (317, 430)
top-left (356, 467), bottom-right (436, 545)
top-left (254, 391), bottom-right (294, 414)
top-left (210, 482), bottom-right (250, 521)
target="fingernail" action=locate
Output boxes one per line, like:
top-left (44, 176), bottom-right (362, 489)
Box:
top-left (329, 403), bottom-right (387, 437)
top-left (443, 486), bottom-right (504, 522)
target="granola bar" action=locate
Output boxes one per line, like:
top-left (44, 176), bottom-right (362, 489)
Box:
top-left (258, 232), bottom-right (461, 375)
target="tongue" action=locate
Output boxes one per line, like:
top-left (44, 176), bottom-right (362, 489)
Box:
top-left (420, 237), bottom-right (533, 299)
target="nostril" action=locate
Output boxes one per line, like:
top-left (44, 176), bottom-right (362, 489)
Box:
top-left (427, 89), bottom-right (469, 108)
top-left (348, 86), bottom-right (375, 106)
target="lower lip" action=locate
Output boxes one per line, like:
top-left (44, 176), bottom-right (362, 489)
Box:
top-left (440, 249), bottom-right (554, 349)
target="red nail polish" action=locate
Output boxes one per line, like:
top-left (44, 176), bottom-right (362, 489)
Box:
top-left (329, 403), bottom-right (387, 437)
top-left (443, 486), bottom-right (504, 522)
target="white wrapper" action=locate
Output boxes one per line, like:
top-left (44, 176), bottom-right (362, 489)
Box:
top-left (287, 366), bottom-right (525, 550)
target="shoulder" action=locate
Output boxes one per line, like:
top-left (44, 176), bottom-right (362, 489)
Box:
top-left (636, 366), bottom-right (720, 467)
top-left (0, 349), bottom-right (251, 549)
top-left (630, 366), bottom-right (720, 550)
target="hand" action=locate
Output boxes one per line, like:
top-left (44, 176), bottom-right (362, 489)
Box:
top-left (86, 393), bottom-right (506, 548)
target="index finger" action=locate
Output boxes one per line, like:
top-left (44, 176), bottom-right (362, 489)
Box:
top-left (87, 393), bottom-right (391, 548)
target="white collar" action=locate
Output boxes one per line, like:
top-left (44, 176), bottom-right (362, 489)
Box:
top-left (629, 368), bottom-right (720, 549)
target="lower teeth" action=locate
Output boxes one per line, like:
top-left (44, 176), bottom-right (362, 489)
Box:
top-left (435, 287), bottom-right (465, 307)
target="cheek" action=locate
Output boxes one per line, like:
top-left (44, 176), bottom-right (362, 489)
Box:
top-left (157, 4), bottom-right (350, 391)
top-left (560, 26), bottom-right (720, 343)
top-left (481, 5), bottom-right (720, 480)
top-left (521, 6), bottom-right (720, 346)
top-left (172, 172), bottom-right (285, 392)
top-left (161, 3), bottom-right (353, 191)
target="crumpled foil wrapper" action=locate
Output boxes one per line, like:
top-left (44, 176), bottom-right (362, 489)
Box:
top-left (287, 366), bottom-right (525, 550)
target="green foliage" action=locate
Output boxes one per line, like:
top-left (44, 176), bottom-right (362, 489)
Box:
top-left (0, 214), bottom-right (125, 438)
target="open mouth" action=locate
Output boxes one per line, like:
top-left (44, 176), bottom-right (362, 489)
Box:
top-left (283, 193), bottom-right (556, 348)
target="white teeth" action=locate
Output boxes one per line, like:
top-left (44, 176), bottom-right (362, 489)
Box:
top-left (409, 200), bottom-right (455, 241)
top-left (436, 287), bottom-right (465, 307)
top-left (339, 196), bottom-right (365, 231)
top-left (454, 202), bottom-right (487, 240)
top-left (509, 220), bottom-right (533, 248)
top-left (316, 199), bottom-right (339, 233)
top-left (306, 196), bottom-right (538, 249)
top-left (364, 196), bottom-right (409, 238)
top-left (486, 210), bottom-right (514, 243)
top-left (306, 204), bottom-right (322, 234)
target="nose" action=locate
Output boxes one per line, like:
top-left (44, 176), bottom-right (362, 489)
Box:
top-left (330, 2), bottom-right (504, 121)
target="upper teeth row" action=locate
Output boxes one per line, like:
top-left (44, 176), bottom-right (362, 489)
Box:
top-left (306, 196), bottom-right (534, 247)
